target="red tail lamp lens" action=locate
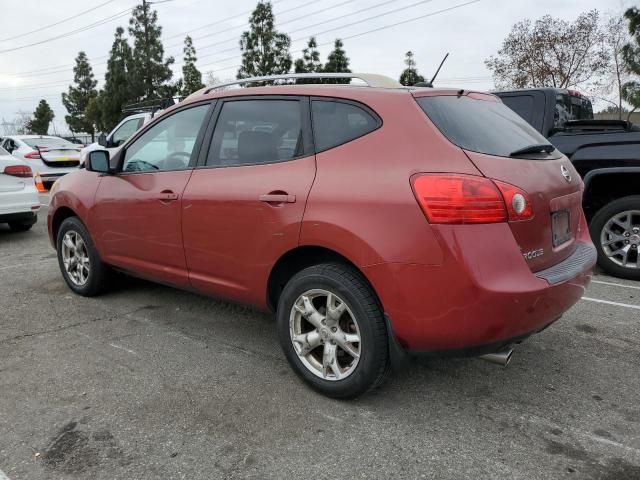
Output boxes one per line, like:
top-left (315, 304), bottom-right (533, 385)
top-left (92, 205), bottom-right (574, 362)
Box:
top-left (3, 165), bottom-right (33, 178)
top-left (412, 174), bottom-right (507, 224)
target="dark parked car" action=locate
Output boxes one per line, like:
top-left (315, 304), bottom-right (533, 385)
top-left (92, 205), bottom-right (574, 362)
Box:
top-left (496, 87), bottom-right (640, 279)
top-left (48, 74), bottom-right (595, 398)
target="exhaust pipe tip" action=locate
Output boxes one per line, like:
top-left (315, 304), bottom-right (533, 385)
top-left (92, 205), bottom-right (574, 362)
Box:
top-left (479, 348), bottom-right (513, 367)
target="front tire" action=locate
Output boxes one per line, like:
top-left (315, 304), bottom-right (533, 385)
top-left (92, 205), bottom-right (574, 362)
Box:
top-left (277, 263), bottom-right (389, 399)
top-left (56, 217), bottom-right (111, 296)
top-left (590, 196), bottom-right (640, 280)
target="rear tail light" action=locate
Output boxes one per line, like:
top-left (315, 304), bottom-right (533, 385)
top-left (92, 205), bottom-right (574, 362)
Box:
top-left (3, 165), bottom-right (33, 178)
top-left (493, 180), bottom-right (534, 221)
top-left (411, 174), bottom-right (533, 224)
top-left (24, 150), bottom-right (42, 159)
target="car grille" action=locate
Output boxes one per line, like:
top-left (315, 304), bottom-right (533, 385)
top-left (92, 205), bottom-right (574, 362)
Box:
top-left (42, 160), bottom-right (79, 168)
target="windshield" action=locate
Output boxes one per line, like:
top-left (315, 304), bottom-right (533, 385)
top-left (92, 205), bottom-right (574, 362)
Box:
top-left (416, 95), bottom-right (556, 159)
top-left (554, 93), bottom-right (594, 128)
top-left (22, 137), bottom-right (76, 148)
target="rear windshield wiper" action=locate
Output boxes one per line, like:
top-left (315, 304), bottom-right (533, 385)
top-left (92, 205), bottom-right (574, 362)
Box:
top-left (509, 144), bottom-right (555, 157)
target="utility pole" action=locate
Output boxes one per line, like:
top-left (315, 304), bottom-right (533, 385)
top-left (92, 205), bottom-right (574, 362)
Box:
top-left (143, 0), bottom-right (151, 100)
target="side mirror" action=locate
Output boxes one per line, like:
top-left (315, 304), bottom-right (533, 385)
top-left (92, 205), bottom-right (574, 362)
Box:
top-left (97, 134), bottom-right (108, 147)
top-left (86, 150), bottom-right (111, 173)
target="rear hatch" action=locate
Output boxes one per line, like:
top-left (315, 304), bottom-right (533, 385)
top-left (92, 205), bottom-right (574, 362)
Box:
top-left (415, 91), bottom-right (583, 272)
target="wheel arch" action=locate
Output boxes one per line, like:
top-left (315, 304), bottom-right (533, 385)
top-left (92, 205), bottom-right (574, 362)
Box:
top-left (266, 245), bottom-right (383, 313)
top-left (51, 206), bottom-right (79, 245)
top-left (583, 168), bottom-right (640, 220)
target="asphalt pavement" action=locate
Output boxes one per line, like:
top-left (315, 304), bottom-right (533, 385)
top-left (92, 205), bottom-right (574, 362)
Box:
top-left (1, 196), bottom-right (639, 479)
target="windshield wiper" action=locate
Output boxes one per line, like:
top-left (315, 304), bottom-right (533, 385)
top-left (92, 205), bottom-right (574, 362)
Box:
top-left (509, 144), bottom-right (555, 157)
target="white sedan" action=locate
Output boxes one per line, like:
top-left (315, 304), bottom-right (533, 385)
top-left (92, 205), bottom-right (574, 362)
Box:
top-left (1, 135), bottom-right (81, 190)
top-left (0, 145), bottom-right (40, 232)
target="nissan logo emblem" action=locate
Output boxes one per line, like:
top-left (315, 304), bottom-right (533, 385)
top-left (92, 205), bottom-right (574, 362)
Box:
top-left (561, 165), bottom-right (572, 183)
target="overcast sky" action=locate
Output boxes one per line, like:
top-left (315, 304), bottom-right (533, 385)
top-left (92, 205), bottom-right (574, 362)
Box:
top-left (0, 0), bottom-right (629, 134)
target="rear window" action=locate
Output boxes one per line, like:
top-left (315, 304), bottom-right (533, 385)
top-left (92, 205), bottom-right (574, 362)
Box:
top-left (554, 93), bottom-right (594, 128)
top-left (416, 95), bottom-right (554, 158)
top-left (22, 137), bottom-right (74, 148)
top-left (311, 100), bottom-right (380, 152)
top-left (0, 146), bottom-right (9, 156)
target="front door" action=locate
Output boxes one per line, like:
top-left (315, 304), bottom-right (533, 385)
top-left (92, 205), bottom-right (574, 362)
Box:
top-left (92, 103), bottom-right (211, 287)
top-left (182, 97), bottom-right (316, 306)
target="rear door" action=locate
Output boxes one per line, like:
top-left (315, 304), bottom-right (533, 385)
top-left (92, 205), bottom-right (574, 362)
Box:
top-left (415, 92), bottom-right (583, 272)
top-left (181, 96), bottom-right (316, 306)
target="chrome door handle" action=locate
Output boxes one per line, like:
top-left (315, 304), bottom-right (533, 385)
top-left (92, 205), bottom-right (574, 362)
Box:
top-left (259, 194), bottom-right (296, 203)
top-left (159, 191), bottom-right (179, 202)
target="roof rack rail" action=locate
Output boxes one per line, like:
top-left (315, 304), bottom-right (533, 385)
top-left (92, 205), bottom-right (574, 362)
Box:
top-left (199, 73), bottom-right (402, 95)
top-left (122, 98), bottom-right (176, 114)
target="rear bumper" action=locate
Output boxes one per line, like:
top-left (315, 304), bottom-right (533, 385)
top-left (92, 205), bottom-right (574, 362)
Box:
top-left (0, 211), bottom-right (37, 225)
top-left (363, 222), bottom-right (596, 352)
top-left (40, 172), bottom-right (72, 183)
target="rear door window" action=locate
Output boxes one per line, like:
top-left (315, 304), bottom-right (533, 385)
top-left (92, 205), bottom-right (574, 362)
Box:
top-left (416, 95), bottom-right (555, 158)
top-left (206, 99), bottom-right (304, 167)
top-left (311, 100), bottom-right (380, 152)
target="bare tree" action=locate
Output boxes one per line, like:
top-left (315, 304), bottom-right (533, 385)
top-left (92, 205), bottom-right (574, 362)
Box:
top-left (597, 15), bottom-right (631, 119)
top-left (486, 10), bottom-right (609, 90)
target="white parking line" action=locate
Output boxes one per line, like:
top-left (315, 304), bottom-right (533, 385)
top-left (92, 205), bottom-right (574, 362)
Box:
top-left (591, 280), bottom-right (640, 291)
top-left (0, 468), bottom-right (11, 480)
top-left (582, 297), bottom-right (640, 310)
top-left (109, 343), bottom-right (137, 355)
top-left (0, 259), bottom-right (56, 271)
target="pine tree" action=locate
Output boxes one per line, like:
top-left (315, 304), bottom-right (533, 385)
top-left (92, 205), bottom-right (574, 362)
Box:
top-left (237, 1), bottom-right (292, 79)
top-left (622, 7), bottom-right (640, 119)
top-left (27, 100), bottom-right (54, 135)
top-left (181, 35), bottom-right (204, 96)
top-left (323, 39), bottom-right (351, 84)
top-left (294, 37), bottom-right (322, 84)
top-left (399, 51), bottom-right (425, 86)
top-left (85, 95), bottom-right (105, 135)
top-left (61, 51), bottom-right (98, 139)
top-left (295, 37), bottom-right (322, 73)
top-left (129, 1), bottom-right (174, 100)
top-left (101, 27), bottom-right (135, 131)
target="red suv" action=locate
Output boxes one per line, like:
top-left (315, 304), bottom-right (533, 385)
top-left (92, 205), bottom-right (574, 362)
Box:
top-left (48, 74), bottom-right (596, 398)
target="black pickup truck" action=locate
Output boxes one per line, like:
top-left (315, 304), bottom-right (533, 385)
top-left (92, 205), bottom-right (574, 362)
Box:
top-left (495, 88), bottom-right (640, 280)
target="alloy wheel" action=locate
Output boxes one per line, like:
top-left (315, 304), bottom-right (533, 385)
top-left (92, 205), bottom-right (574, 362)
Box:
top-left (289, 289), bottom-right (361, 381)
top-left (61, 230), bottom-right (90, 286)
top-left (600, 210), bottom-right (640, 269)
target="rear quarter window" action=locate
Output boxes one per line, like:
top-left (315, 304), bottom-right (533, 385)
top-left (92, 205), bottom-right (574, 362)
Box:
top-left (500, 95), bottom-right (535, 124)
top-left (416, 95), bottom-right (554, 158)
top-left (311, 100), bottom-right (380, 152)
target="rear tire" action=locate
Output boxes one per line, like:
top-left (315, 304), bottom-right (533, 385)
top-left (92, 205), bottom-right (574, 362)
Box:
top-left (277, 263), bottom-right (389, 399)
top-left (56, 216), bottom-right (111, 296)
top-left (8, 220), bottom-right (34, 232)
top-left (590, 196), bottom-right (640, 280)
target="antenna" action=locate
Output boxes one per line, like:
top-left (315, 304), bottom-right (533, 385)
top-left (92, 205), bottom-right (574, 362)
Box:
top-left (414, 52), bottom-right (450, 88)
top-left (429, 52), bottom-right (449, 86)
